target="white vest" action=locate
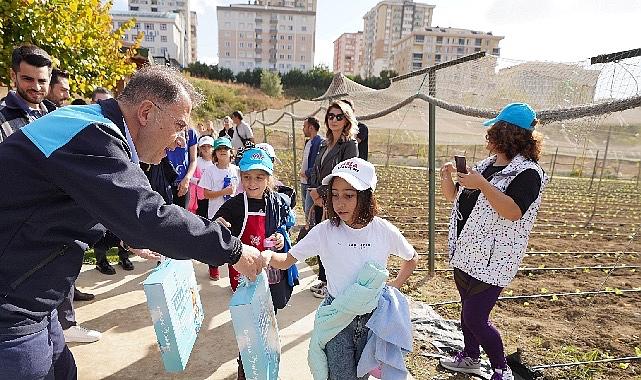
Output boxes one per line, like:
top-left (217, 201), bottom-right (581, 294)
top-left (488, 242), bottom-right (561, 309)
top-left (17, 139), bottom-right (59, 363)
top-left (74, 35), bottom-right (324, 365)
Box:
top-left (448, 154), bottom-right (548, 287)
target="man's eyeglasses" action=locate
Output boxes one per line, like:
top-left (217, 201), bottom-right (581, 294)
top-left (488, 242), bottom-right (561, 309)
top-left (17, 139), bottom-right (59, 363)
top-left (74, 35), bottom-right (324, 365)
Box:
top-left (152, 101), bottom-right (189, 133)
top-left (327, 113), bottom-right (345, 121)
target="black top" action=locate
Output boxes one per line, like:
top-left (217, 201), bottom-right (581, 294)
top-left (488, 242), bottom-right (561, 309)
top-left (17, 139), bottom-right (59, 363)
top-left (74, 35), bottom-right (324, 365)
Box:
top-left (219, 128), bottom-right (234, 139)
top-left (356, 122), bottom-right (369, 160)
top-left (456, 166), bottom-right (541, 236)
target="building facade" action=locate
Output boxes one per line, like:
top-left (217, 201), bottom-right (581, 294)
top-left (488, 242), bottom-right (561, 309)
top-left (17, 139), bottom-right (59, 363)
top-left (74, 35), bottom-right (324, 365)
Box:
top-left (362, 0), bottom-right (434, 77)
top-left (391, 27), bottom-right (503, 75)
top-left (333, 32), bottom-right (363, 76)
top-left (111, 11), bottom-right (187, 67)
top-left (111, 0), bottom-right (196, 67)
top-left (217, 0), bottom-right (317, 74)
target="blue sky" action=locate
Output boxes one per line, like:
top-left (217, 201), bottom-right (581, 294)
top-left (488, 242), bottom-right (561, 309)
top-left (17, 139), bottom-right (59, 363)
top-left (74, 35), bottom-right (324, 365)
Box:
top-left (112, 0), bottom-right (640, 68)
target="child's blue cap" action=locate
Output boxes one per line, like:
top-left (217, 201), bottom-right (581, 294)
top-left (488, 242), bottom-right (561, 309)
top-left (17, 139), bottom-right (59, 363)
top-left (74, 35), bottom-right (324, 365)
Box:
top-left (483, 103), bottom-right (537, 130)
top-left (239, 148), bottom-right (273, 175)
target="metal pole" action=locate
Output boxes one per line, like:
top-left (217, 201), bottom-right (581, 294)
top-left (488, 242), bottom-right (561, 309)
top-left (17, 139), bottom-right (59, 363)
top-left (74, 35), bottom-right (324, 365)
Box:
top-left (291, 103), bottom-right (298, 187)
top-left (589, 150), bottom-right (599, 191)
top-left (428, 70), bottom-right (436, 277)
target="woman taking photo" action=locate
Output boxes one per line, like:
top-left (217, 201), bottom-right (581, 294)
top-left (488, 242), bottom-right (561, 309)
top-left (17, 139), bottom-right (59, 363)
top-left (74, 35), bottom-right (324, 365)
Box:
top-left (308, 100), bottom-right (359, 298)
top-left (438, 103), bottom-right (548, 380)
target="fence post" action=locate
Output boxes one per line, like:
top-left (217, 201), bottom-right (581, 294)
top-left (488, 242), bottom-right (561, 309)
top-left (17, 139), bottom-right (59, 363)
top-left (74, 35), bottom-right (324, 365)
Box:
top-left (385, 129), bottom-right (391, 168)
top-left (261, 109), bottom-right (267, 143)
top-left (589, 150), bottom-right (599, 191)
top-left (550, 147), bottom-right (558, 180)
top-left (291, 115), bottom-right (298, 187)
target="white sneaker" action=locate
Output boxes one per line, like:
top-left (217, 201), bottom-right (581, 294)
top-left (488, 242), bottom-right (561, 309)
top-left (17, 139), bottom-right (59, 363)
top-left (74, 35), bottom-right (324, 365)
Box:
top-left (312, 285), bottom-right (328, 299)
top-left (310, 281), bottom-right (326, 292)
top-left (490, 366), bottom-right (514, 380)
top-left (439, 351), bottom-right (482, 374)
top-left (63, 325), bottom-right (102, 343)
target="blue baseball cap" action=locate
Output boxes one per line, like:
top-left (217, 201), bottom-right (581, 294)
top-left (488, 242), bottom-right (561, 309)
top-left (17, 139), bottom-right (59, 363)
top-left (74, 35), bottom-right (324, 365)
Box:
top-left (213, 137), bottom-right (232, 150)
top-left (239, 148), bottom-right (273, 175)
top-left (483, 103), bottom-right (537, 130)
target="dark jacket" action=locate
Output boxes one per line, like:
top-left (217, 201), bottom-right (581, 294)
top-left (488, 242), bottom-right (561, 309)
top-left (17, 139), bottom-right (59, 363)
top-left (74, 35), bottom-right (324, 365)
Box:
top-left (304, 134), bottom-right (325, 179)
top-left (309, 137), bottom-right (358, 198)
top-left (0, 91), bottom-right (56, 142)
top-left (0, 99), bottom-right (242, 336)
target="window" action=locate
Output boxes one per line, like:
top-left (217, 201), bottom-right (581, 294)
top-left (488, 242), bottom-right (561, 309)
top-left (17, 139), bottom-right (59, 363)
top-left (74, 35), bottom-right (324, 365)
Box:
top-left (280, 35), bottom-right (284, 40)
top-left (239, 42), bottom-right (245, 48)
top-left (287, 35), bottom-right (293, 40)
top-left (224, 61), bottom-right (231, 67)
top-left (415, 35), bottom-right (424, 43)
top-left (239, 23), bottom-right (245, 29)
top-left (144, 34), bottom-right (155, 42)
top-left (224, 31), bottom-right (231, 37)
top-left (240, 33), bottom-right (245, 38)
top-left (225, 51), bottom-right (231, 57)
top-left (130, 6), bottom-right (139, 10)
top-left (239, 52), bottom-right (245, 57)
top-left (131, 34), bottom-right (137, 40)
top-left (278, 63), bottom-right (284, 68)
top-left (248, 42), bottom-right (254, 48)
top-left (144, 23), bottom-right (154, 31)
top-left (300, 55), bottom-right (305, 60)
top-left (300, 45), bottom-right (306, 51)
top-left (301, 36), bottom-right (306, 41)
top-left (287, 45), bottom-right (292, 50)
top-left (123, 34), bottom-right (128, 41)
top-left (240, 62), bottom-right (245, 67)
top-left (151, 7), bottom-right (157, 12)
top-left (300, 64), bottom-right (306, 70)
top-left (287, 54), bottom-right (292, 59)
top-left (134, 22), bottom-right (140, 29)
top-left (225, 41), bottom-right (231, 47)
top-left (279, 54), bottom-right (284, 59)
top-left (160, 23), bottom-right (167, 31)
top-left (161, 35), bottom-right (167, 42)
top-left (301, 26), bottom-right (307, 31)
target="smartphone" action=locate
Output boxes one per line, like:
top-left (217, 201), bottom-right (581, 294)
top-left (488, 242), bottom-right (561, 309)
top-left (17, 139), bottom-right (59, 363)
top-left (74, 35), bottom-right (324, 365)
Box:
top-left (454, 155), bottom-right (467, 173)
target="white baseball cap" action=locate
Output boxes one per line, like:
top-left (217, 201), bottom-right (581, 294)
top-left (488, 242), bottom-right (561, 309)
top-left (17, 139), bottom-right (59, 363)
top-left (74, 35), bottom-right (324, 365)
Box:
top-left (198, 135), bottom-right (215, 147)
top-left (256, 143), bottom-right (281, 163)
top-left (322, 157), bottom-right (377, 191)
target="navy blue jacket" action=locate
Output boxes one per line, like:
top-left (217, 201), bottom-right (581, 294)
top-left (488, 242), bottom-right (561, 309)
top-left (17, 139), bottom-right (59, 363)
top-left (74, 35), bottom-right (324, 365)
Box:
top-left (0, 99), bottom-right (242, 336)
top-left (304, 134), bottom-right (324, 180)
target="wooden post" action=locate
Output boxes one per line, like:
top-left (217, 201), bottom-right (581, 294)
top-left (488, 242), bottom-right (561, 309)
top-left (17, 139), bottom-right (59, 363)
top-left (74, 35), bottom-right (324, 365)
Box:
top-left (550, 147), bottom-right (558, 180)
top-left (589, 150), bottom-right (599, 191)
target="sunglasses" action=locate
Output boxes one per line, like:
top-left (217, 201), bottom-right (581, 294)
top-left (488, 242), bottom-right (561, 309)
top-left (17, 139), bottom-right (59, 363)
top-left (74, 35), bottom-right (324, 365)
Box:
top-left (327, 113), bottom-right (345, 121)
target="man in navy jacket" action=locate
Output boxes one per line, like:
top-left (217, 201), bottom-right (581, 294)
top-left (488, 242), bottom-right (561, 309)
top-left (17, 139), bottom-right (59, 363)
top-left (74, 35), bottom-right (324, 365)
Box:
top-left (0, 64), bottom-right (265, 379)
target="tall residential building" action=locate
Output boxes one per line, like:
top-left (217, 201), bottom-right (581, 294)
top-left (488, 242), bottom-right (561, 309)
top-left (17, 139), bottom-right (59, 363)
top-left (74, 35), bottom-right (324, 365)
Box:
top-left (362, 0), bottom-right (434, 78)
top-left (117, 0), bottom-right (196, 66)
top-left (391, 27), bottom-right (504, 75)
top-left (333, 32), bottom-right (363, 76)
top-left (217, 0), bottom-right (317, 74)
top-left (111, 11), bottom-right (187, 67)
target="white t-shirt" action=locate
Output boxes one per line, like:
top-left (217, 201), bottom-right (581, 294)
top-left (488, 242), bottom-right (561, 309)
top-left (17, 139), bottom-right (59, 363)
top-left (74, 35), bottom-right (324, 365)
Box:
top-left (196, 156), bottom-right (215, 174)
top-left (289, 217), bottom-right (415, 297)
top-left (199, 163), bottom-right (241, 219)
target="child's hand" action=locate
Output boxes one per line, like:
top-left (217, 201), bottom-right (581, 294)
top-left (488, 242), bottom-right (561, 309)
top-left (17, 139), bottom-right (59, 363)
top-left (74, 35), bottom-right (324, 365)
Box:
top-left (259, 250), bottom-right (273, 267)
top-left (216, 217), bottom-right (231, 228)
top-left (266, 233), bottom-right (285, 250)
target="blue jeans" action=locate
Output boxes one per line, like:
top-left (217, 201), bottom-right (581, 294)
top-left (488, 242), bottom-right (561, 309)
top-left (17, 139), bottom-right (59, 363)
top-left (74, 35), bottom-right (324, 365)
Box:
top-left (304, 187), bottom-right (316, 228)
top-left (0, 309), bottom-right (77, 379)
top-left (320, 295), bottom-right (372, 380)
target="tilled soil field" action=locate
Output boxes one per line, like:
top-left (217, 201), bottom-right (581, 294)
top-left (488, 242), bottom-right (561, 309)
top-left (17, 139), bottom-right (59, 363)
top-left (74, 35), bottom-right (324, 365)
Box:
top-left (373, 166), bottom-right (641, 380)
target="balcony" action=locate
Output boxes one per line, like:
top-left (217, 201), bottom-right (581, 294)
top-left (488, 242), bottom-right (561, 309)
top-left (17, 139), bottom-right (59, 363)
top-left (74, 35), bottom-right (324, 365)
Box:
top-left (255, 28), bottom-right (262, 33)
top-left (255, 57), bottom-right (262, 62)
top-left (269, 57), bottom-right (277, 63)
top-left (255, 17), bottom-right (262, 23)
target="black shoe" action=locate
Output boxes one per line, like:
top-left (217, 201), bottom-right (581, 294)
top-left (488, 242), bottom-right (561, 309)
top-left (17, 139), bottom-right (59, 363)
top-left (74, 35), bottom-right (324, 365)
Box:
top-left (118, 258), bottom-right (134, 271)
top-left (96, 259), bottom-right (116, 275)
top-left (73, 288), bottom-right (95, 301)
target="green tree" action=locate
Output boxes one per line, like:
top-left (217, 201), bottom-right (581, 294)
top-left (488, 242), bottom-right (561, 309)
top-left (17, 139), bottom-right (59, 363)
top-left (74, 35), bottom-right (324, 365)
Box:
top-left (260, 70), bottom-right (282, 97)
top-left (0, 0), bottom-right (139, 96)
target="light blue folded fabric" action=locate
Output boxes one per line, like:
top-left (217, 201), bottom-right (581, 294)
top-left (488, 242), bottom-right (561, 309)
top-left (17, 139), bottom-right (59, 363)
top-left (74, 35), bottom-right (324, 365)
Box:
top-left (356, 286), bottom-right (413, 380)
top-left (308, 261), bottom-right (389, 380)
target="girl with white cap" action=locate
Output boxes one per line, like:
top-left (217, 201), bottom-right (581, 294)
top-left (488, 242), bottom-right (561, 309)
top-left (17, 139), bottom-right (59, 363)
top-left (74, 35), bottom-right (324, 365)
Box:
top-left (262, 157), bottom-right (418, 380)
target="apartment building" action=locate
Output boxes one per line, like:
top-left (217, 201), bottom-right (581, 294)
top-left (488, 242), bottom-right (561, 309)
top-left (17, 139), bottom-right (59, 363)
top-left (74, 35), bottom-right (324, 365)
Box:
top-left (362, 0), bottom-right (434, 77)
top-left (333, 32), bottom-right (364, 77)
top-left (217, 0), bottom-right (317, 74)
top-left (111, 11), bottom-right (187, 67)
top-left (391, 27), bottom-right (503, 75)
top-left (116, 0), bottom-right (196, 66)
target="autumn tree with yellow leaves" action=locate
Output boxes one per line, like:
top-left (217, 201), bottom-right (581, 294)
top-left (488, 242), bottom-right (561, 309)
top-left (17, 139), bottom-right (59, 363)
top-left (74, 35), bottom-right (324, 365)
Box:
top-left (0, 0), bottom-right (141, 96)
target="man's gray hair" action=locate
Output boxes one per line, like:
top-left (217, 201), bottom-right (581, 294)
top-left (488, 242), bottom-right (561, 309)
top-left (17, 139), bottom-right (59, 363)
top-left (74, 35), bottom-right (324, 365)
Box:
top-left (118, 64), bottom-right (203, 108)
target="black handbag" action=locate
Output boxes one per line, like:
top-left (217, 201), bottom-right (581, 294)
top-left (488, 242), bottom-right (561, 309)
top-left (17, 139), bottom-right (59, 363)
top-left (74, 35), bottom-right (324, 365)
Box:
top-left (296, 207), bottom-right (315, 243)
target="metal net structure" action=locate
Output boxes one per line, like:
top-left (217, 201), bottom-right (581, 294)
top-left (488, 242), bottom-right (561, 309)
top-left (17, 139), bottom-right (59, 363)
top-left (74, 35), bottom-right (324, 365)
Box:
top-left (244, 48), bottom-right (641, 186)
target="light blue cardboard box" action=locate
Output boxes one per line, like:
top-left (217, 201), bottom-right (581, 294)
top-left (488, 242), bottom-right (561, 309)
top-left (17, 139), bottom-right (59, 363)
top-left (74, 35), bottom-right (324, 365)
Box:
top-left (229, 271), bottom-right (281, 380)
top-left (143, 258), bottom-right (204, 372)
